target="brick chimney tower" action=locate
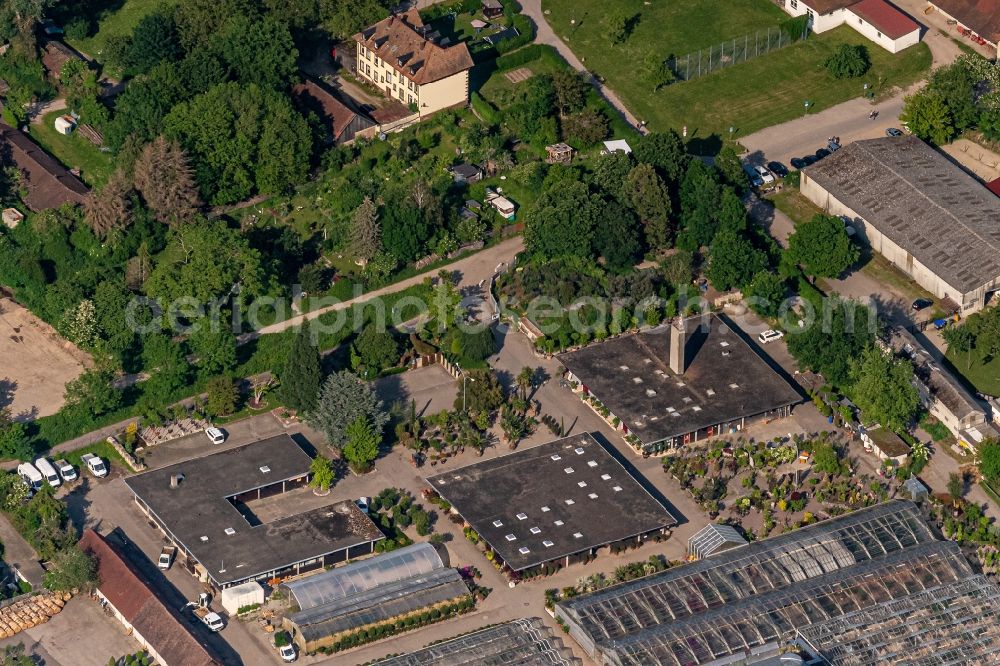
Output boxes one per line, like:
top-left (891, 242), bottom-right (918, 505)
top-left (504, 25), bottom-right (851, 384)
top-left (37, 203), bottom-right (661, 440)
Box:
top-left (670, 317), bottom-right (687, 375)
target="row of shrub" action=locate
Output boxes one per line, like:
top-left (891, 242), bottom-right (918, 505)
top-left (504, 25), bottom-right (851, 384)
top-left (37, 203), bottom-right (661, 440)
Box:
top-left (317, 596), bottom-right (476, 653)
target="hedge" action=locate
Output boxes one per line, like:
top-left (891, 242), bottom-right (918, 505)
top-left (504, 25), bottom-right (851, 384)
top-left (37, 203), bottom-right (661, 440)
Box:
top-left (321, 596), bottom-right (475, 653)
top-left (470, 92), bottom-right (500, 125)
top-left (492, 14), bottom-right (535, 55)
top-left (494, 44), bottom-right (556, 72)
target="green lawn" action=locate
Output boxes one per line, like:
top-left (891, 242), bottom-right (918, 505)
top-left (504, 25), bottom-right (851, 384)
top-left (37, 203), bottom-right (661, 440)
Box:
top-left (946, 350), bottom-right (1000, 396)
top-left (29, 111), bottom-right (114, 187)
top-left (769, 189), bottom-right (824, 226)
top-left (66, 0), bottom-right (170, 61)
top-left (542, 0), bottom-right (932, 139)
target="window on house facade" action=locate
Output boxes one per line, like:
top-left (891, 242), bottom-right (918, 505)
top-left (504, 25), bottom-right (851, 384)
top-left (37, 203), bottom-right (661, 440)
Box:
top-left (877, 31), bottom-right (882, 37)
top-left (408, 95), bottom-right (414, 104)
top-left (408, 80), bottom-right (414, 91)
top-left (858, 18), bottom-right (863, 25)
top-left (790, 0), bottom-right (797, 8)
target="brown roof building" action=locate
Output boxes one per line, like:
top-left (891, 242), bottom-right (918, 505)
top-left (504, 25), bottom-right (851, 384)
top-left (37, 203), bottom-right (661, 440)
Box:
top-left (0, 122), bottom-right (89, 211)
top-left (40, 39), bottom-right (81, 81)
top-left (354, 11), bottom-right (473, 120)
top-left (931, 0), bottom-right (1000, 51)
top-left (79, 529), bottom-right (220, 666)
top-left (292, 79), bottom-right (375, 145)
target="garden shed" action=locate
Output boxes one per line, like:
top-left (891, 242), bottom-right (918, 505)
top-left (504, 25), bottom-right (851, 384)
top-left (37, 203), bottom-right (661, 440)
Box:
top-left (220, 581), bottom-right (265, 615)
top-left (53, 115), bottom-right (76, 135)
top-left (686, 523), bottom-right (747, 560)
top-left (482, 0), bottom-right (503, 18)
top-left (902, 477), bottom-right (929, 503)
top-left (545, 143), bottom-right (574, 164)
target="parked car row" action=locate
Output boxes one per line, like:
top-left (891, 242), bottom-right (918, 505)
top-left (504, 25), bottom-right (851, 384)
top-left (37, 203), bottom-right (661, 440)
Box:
top-left (743, 163), bottom-right (776, 187)
top-left (17, 455), bottom-right (102, 492)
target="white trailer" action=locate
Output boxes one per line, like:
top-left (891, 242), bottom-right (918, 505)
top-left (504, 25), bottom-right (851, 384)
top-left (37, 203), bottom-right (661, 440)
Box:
top-left (34, 458), bottom-right (61, 487)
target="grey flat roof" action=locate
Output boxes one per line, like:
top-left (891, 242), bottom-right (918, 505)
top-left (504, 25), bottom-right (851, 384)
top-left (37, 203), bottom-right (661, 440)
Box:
top-left (803, 136), bottom-right (1000, 294)
top-left (124, 435), bottom-right (383, 585)
top-left (558, 315), bottom-right (802, 446)
top-left (427, 433), bottom-right (676, 571)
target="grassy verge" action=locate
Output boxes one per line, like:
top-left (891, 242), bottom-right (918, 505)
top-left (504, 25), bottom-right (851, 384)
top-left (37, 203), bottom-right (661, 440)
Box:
top-left (859, 253), bottom-right (935, 303)
top-left (768, 189), bottom-right (824, 226)
top-left (945, 349), bottom-right (1000, 396)
top-left (29, 111), bottom-right (114, 187)
top-left (62, 439), bottom-right (127, 472)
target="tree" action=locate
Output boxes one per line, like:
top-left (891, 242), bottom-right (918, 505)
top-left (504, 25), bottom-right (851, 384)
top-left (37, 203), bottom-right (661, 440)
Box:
top-left (349, 197), bottom-right (380, 265)
top-left (342, 416), bottom-right (380, 473)
top-left (249, 375), bottom-right (274, 408)
top-left (309, 455), bottom-right (334, 492)
top-left (849, 346), bottom-right (920, 432)
top-left (307, 371), bottom-right (389, 449)
top-left (593, 202), bottom-right (643, 270)
top-left (0, 643), bottom-right (34, 666)
top-left (133, 136), bottom-right (202, 225)
top-left (716, 189), bottom-right (748, 233)
top-left (980, 106), bottom-right (1000, 142)
top-left (947, 472), bottom-right (963, 502)
top-left (455, 369), bottom-right (504, 415)
top-left (714, 147), bottom-right (746, 195)
top-left (413, 508), bottom-right (431, 536)
top-left (63, 368), bottom-right (122, 419)
top-left (83, 171), bottom-right (134, 239)
top-left (174, 0), bottom-right (259, 52)
top-left (744, 271), bottom-right (786, 318)
top-left (551, 70), bottom-right (588, 117)
top-left (524, 178), bottom-right (597, 260)
top-left (219, 15), bottom-right (298, 90)
top-left (516, 366), bottom-right (534, 400)
top-left (205, 375), bottom-right (238, 416)
top-left (563, 108), bottom-right (609, 146)
top-left (706, 229), bottom-right (766, 292)
top-left (626, 163), bottom-right (673, 249)
top-left (43, 546), bottom-right (97, 593)
top-left (105, 62), bottom-right (187, 150)
top-left (634, 131), bottom-right (689, 185)
top-left (900, 90), bottom-right (956, 145)
top-left (128, 10), bottom-right (182, 75)
top-left (189, 324), bottom-right (237, 378)
top-left (0, 409), bottom-right (33, 462)
top-left (927, 61), bottom-right (978, 132)
top-left (824, 43), bottom-right (870, 79)
top-left (144, 219), bottom-right (263, 304)
top-left (607, 11), bottom-right (634, 44)
top-left (352, 325), bottom-right (400, 377)
top-left (644, 51), bottom-right (675, 91)
top-left (786, 296), bottom-right (876, 386)
top-left (787, 214), bottom-right (859, 279)
top-left (977, 438), bottom-right (1000, 483)
top-left (452, 328), bottom-right (495, 363)
top-left (943, 324), bottom-right (976, 369)
top-left (661, 249), bottom-right (693, 287)
top-left (278, 326), bottom-right (322, 413)
top-left (812, 442), bottom-right (843, 475)
top-left (677, 159), bottom-right (721, 250)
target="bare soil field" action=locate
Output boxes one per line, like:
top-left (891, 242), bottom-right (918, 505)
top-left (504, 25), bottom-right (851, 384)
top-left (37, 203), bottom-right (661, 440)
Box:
top-left (0, 297), bottom-right (89, 420)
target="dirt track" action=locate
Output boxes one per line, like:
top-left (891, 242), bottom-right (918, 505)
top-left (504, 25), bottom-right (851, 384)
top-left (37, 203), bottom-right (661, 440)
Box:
top-left (0, 297), bottom-right (89, 421)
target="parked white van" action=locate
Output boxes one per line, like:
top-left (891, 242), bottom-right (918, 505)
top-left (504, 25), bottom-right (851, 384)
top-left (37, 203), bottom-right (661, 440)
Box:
top-left (16, 463), bottom-right (43, 492)
top-left (34, 458), bottom-right (61, 488)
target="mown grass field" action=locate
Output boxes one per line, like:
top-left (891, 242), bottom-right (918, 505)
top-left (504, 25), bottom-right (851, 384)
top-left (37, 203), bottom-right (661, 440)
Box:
top-left (66, 0), bottom-right (169, 62)
top-left (542, 0), bottom-right (932, 138)
top-left (30, 110), bottom-right (114, 187)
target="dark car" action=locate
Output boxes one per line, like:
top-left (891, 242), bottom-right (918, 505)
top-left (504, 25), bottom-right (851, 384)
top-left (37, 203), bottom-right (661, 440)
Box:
top-left (767, 161), bottom-right (789, 178)
top-left (886, 127), bottom-right (904, 137)
top-left (815, 148), bottom-right (831, 159)
top-left (790, 158), bottom-right (806, 170)
top-left (802, 155), bottom-right (817, 166)
top-left (911, 298), bottom-right (933, 311)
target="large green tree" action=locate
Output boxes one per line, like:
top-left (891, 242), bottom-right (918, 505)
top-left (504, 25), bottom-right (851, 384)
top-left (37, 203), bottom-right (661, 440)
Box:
top-left (219, 15), bottom-right (298, 90)
top-left (634, 130), bottom-right (689, 186)
top-left (128, 9), bottom-right (183, 75)
top-left (144, 219), bottom-right (263, 304)
top-left (786, 296), bottom-right (877, 386)
top-left (706, 229), bottom-right (766, 292)
top-left (593, 201), bottom-right (643, 271)
top-left (626, 163), bottom-right (673, 249)
top-left (43, 546), bottom-right (98, 593)
top-left (307, 371), bottom-right (388, 449)
top-left (677, 159), bottom-right (721, 250)
top-left (901, 90), bottom-right (956, 145)
top-left (787, 214), bottom-right (858, 279)
top-left (342, 416), bottom-right (380, 473)
top-left (352, 325), bottom-right (400, 377)
top-left (849, 346), bottom-right (920, 431)
top-left (279, 325), bottom-right (322, 413)
top-left (524, 178), bottom-right (597, 260)
top-left (825, 43), bottom-right (871, 79)
top-left (744, 271), bottom-right (786, 318)
top-left (979, 439), bottom-right (1000, 484)
top-left (164, 82), bottom-right (311, 203)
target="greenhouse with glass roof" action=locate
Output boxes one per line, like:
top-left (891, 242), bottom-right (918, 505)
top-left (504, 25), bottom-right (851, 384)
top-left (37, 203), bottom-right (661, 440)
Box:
top-left (281, 543), bottom-right (471, 652)
top-left (555, 500), bottom-right (1000, 666)
top-left (372, 618), bottom-right (580, 665)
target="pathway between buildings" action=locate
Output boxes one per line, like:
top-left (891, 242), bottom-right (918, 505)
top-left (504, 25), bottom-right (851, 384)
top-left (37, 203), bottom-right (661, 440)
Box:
top-left (0, 515), bottom-right (44, 588)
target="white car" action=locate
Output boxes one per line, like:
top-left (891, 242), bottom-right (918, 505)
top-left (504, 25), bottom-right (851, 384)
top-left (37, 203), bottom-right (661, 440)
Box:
top-left (205, 427), bottom-right (226, 445)
top-left (54, 459), bottom-right (77, 482)
top-left (754, 165), bottom-right (775, 184)
top-left (201, 611), bottom-right (224, 632)
top-left (279, 644), bottom-right (297, 662)
top-left (81, 453), bottom-right (108, 478)
top-left (758, 329), bottom-right (784, 344)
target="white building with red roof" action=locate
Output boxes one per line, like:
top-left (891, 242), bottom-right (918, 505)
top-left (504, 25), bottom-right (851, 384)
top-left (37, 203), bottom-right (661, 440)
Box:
top-left (779, 0), bottom-right (921, 52)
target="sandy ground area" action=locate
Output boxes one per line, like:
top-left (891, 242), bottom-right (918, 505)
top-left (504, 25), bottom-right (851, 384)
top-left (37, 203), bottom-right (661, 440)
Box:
top-left (0, 297), bottom-right (89, 421)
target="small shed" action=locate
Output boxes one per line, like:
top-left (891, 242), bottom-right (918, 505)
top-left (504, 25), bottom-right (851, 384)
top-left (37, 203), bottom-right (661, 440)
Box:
top-left (470, 19), bottom-right (490, 31)
top-left (54, 115), bottom-right (76, 135)
top-left (687, 523), bottom-right (747, 560)
top-left (449, 163), bottom-right (483, 184)
top-left (220, 581), bottom-right (265, 615)
top-left (860, 426), bottom-right (910, 464)
top-left (545, 142), bottom-right (573, 164)
top-left (482, 0), bottom-right (504, 18)
top-left (2, 208), bottom-right (24, 229)
top-left (602, 139), bottom-right (632, 155)
top-left (486, 190), bottom-right (516, 220)
top-left (484, 26), bottom-right (519, 45)
top-left (903, 477), bottom-right (929, 503)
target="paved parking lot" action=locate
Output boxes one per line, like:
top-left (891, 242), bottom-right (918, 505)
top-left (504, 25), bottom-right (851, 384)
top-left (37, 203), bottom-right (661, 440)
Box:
top-left (374, 364), bottom-right (458, 417)
top-left (0, 596), bottom-right (141, 666)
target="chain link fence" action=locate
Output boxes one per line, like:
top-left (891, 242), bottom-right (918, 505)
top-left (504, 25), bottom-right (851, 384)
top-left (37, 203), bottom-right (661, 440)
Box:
top-left (669, 25), bottom-right (809, 82)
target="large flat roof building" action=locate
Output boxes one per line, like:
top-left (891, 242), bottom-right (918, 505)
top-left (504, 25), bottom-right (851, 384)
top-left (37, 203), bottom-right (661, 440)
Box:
top-left (556, 501), bottom-right (1000, 666)
top-left (427, 433), bottom-right (676, 575)
top-left (801, 135), bottom-right (1000, 312)
top-left (559, 314), bottom-right (802, 453)
top-left (124, 435), bottom-right (384, 588)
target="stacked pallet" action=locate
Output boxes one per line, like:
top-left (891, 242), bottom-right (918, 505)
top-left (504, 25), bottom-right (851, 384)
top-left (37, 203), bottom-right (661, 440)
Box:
top-left (0, 593), bottom-right (68, 637)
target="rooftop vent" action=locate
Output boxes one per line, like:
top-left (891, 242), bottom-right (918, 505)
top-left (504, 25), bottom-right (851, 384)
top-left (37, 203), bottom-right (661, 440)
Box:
top-left (706, 388), bottom-right (716, 396)
top-left (573, 532), bottom-right (583, 539)
top-left (646, 389), bottom-right (657, 397)
top-left (554, 520), bottom-right (565, 526)
top-left (613, 486), bottom-right (623, 492)
top-left (722, 350), bottom-right (731, 357)
top-left (632, 377), bottom-right (643, 384)
top-left (505, 534), bottom-right (516, 541)
top-left (619, 365), bottom-right (630, 371)
top-left (530, 526), bottom-right (541, 534)
top-left (574, 447), bottom-right (585, 455)
top-left (169, 473), bottom-right (184, 489)
top-left (224, 528), bottom-right (236, 536)
top-left (200, 536), bottom-right (209, 542)
top-left (578, 481), bottom-right (588, 488)
top-left (519, 546), bottom-right (531, 555)
top-left (565, 499), bottom-right (575, 505)
top-left (587, 461), bottom-right (598, 467)
top-left (516, 512), bottom-right (528, 520)
top-left (601, 474), bottom-right (612, 480)
top-left (692, 406), bottom-right (703, 412)
top-left (564, 467), bottom-right (574, 474)
top-left (259, 466), bottom-right (271, 474)
top-left (730, 383), bottom-right (739, 389)
top-left (541, 506), bottom-right (550, 512)
top-left (551, 454), bottom-right (562, 461)
top-left (588, 493), bottom-right (598, 499)
top-left (493, 520), bottom-right (503, 527)
top-left (543, 540), bottom-right (554, 547)
top-left (720, 341), bottom-right (730, 347)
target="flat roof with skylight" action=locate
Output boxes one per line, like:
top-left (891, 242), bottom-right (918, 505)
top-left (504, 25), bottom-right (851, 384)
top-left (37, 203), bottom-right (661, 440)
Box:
top-left (427, 433), bottom-right (676, 571)
top-left (124, 435), bottom-right (384, 587)
top-left (559, 314), bottom-right (802, 449)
